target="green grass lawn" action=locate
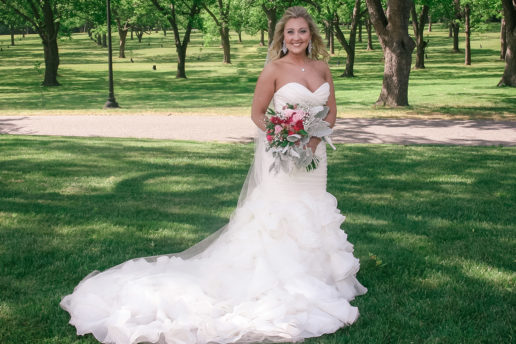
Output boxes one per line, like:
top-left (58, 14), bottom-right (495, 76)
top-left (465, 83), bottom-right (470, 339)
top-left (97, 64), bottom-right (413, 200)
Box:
top-left (0, 135), bottom-right (514, 343)
top-left (0, 25), bottom-right (514, 120)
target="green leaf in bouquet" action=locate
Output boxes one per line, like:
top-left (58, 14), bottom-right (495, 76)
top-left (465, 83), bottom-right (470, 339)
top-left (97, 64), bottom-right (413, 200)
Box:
top-left (314, 106), bottom-right (329, 119)
top-left (287, 134), bottom-right (301, 142)
top-left (307, 122), bottom-right (332, 138)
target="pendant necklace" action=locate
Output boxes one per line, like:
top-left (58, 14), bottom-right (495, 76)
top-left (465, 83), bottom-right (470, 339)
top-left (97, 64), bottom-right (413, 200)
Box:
top-left (287, 58), bottom-right (308, 72)
top-left (300, 60), bottom-right (307, 72)
top-left (298, 60), bottom-right (308, 72)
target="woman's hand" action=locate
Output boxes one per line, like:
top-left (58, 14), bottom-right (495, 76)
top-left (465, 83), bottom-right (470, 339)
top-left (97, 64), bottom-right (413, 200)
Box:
top-left (307, 137), bottom-right (322, 153)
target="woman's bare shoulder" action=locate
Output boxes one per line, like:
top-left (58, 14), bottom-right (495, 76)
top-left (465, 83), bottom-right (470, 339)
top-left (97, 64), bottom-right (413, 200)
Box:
top-left (259, 60), bottom-right (282, 80)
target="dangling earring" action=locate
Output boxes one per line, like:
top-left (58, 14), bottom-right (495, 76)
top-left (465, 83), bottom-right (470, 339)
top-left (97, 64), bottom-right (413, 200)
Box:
top-left (307, 40), bottom-right (312, 56)
top-left (282, 40), bottom-right (288, 54)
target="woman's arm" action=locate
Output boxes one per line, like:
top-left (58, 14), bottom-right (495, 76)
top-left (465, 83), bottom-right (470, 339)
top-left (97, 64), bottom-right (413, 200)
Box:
top-left (323, 62), bottom-right (337, 128)
top-left (307, 61), bottom-right (337, 153)
top-left (251, 63), bottom-right (276, 132)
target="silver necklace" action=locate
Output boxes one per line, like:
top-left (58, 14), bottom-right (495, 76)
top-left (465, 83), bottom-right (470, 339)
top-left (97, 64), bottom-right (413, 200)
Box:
top-left (287, 59), bottom-right (308, 72)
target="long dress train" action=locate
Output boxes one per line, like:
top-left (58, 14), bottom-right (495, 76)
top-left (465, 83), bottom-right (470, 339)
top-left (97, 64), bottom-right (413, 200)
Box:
top-left (60, 82), bottom-right (367, 344)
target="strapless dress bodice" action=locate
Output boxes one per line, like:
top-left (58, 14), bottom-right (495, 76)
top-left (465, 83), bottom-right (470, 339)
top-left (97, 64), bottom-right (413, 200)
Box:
top-left (273, 82), bottom-right (330, 112)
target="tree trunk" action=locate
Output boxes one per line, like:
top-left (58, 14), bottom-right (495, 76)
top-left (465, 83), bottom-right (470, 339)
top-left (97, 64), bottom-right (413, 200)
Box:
top-left (325, 21), bottom-right (330, 48)
top-left (163, 28), bottom-right (167, 36)
top-left (203, 1), bottom-right (231, 64)
top-left (116, 19), bottom-right (129, 58)
top-left (42, 36), bottom-right (60, 86)
top-left (260, 28), bottom-right (265, 46)
top-left (452, 0), bottom-right (461, 52)
top-left (136, 30), bottom-right (143, 43)
top-left (464, 4), bottom-right (471, 65)
top-left (411, 3), bottom-right (429, 69)
top-left (449, 23), bottom-right (452, 37)
top-left (366, 0), bottom-right (416, 106)
top-left (238, 30), bottom-right (242, 43)
top-left (501, 18), bottom-right (507, 60)
top-left (366, 17), bottom-right (374, 50)
top-left (176, 44), bottom-right (187, 78)
top-left (10, 24), bottom-right (15, 46)
top-left (40, 0), bottom-right (60, 86)
top-left (358, 19), bottom-right (363, 42)
top-left (119, 29), bottom-right (128, 58)
top-left (335, 0), bottom-right (361, 77)
top-left (452, 23), bottom-right (460, 51)
top-left (220, 25), bottom-right (231, 63)
top-left (262, 5), bottom-right (277, 46)
top-left (330, 22), bottom-right (335, 54)
top-left (96, 34), bottom-right (102, 45)
top-left (131, 29), bottom-right (133, 40)
top-left (498, 0), bottom-right (516, 86)
top-left (428, 15), bottom-right (432, 32)
top-left (102, 33), bottom-right (107, 47)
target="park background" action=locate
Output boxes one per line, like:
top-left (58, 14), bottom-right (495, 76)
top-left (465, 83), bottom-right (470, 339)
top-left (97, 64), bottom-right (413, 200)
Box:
top-left (1, 0), bottom-right (515, 343)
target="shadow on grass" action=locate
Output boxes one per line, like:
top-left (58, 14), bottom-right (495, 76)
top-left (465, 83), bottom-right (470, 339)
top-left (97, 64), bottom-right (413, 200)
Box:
top-left (322, 144), bottom-right (515, 342)
top-left (0, 136), bottom-right (514, 343)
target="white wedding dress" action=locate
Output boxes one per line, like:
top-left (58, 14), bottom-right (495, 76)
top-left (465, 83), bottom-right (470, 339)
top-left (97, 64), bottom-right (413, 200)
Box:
top-left (60, 82), bottom-right (367, 344)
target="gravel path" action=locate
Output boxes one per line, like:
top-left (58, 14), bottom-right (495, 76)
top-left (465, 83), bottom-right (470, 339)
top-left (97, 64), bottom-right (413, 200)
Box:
top-left (1, 115), bottom-right (515, 146)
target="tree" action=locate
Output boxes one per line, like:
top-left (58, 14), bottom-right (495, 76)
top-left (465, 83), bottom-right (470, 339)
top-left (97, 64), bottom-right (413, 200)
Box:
top-left (464, 3), bottom-right (471, 65)
top-left (0, 4), bottom-right (27, 46)
top-left (366, 0), bottom-right (416, 106)
top-left (501, 17), bottom-right (507, 60)
top-left (498, 0), bottom-right (516, 86)
top-left (149, 0), bottom-right (202, 78)
top-left (72, 0), bottom-right (107, 46)
top-left (0, 0), bottom-right (74, 86)
top-left (365, 13), bottom-right (374, 50)
top-left (411, 1), bottom-right (430, 69)
top-left (260, 0), bottom-right (283, 46)
top-left (255, 0), bottom-right (303, 46)
top-left (202, 0), bottom-right (232, 63)
top-left (228, 0), bottom-right (251, 43)
top-left (112, 0), bottom-right (134, 58)
top-left (240, 2), bottom-right (268, 46)
top-left (333, 0), bottom-right (363, 77)
top-left (452, 0), bottom-right (461, 52)
top-left (462, 0), bottom-right (500, 66)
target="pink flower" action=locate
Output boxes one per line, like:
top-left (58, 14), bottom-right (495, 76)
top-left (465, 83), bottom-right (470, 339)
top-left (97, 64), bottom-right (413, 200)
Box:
top-left (284, 108), bottom-right (296, 119)
top-left (274, 125), bottom-right (283, 134)
top-left (292, 111), bottom-right (305, 122)
top-left (266, 134), bottom-right (273, 142)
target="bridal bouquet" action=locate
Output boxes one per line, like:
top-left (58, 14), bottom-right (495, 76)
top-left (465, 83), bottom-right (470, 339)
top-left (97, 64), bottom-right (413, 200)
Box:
top-left (265, 103), bottom-right (336, 174)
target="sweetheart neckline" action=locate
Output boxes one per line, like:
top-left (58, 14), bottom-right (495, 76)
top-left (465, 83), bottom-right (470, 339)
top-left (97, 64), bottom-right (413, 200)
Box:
top-left (275, 82), bottom-right (329, 95)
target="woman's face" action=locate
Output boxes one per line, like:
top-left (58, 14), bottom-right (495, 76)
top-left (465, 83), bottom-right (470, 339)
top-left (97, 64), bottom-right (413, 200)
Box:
top-left (283, 17), bottom-right (311, 56)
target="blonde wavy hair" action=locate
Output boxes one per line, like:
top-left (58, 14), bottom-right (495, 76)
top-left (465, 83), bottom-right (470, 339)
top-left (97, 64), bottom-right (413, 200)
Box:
top-left (268, 6), bottom-right (329, 62)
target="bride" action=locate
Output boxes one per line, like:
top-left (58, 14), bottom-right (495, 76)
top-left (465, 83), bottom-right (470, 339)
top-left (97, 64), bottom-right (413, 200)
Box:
top-left (60, 6), bottom-right (367, 344)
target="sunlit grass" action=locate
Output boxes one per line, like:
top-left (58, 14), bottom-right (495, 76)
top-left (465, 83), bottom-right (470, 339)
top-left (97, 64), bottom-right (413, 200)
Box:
top-left (0, 135), bottom-right (514, 343)
top-left (0, 24), bottom-right (514, 119)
